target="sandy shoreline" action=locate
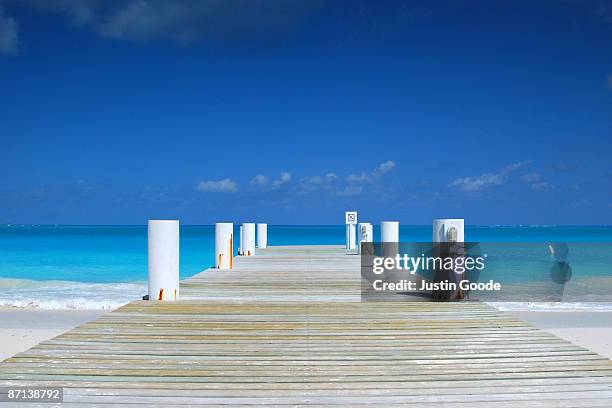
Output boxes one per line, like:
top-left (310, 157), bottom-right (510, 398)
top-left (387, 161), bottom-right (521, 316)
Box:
top-left (508, 311), bottom-right (612, 359)
top-left (1, 308), bottom-right (611, 361)
top-left (0, 308), bottom-right (108, 361)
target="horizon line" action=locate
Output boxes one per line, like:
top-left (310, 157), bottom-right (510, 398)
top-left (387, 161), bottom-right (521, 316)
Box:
top-left (2, 224), bottom-right (612, 228)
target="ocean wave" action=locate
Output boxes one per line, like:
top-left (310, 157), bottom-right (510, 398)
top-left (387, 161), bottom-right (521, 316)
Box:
top-left (0, 278), bottom-right (146, 310)
top-left (488, 301), bottom-right (612, 312)
top-left (3, 278), bottom-right (612, 312)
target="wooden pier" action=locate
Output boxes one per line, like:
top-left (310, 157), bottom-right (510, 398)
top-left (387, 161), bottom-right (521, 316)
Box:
top-left (1, 245), bottom-right (611, 406)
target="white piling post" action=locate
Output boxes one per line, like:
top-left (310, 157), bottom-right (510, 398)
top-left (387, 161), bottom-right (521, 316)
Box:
top-left (242, 223), bottom-right (256, 256)
top-left (433, 219), bottom-right (465, 243)
top-left (365, 223), bottom-right (373, 242)
top-left (346, 224), bottom-right (356, 250)
top-left (345, 225), bottom-right (349, 249)
top-left (381, 221), bottom-right (399, 242)
top-left (350, 224), bottom-right (356, 249)
top-left (215, 222), bottom-right (234, 270)
top-left (358, 222), bottom-right (373, 254)
top-left (238, 225), bottom-right (243, 255)
top-left (433, 219), bottom-right (466, 300)
top-left (257, 223), bottom-right (268, 248)
top-left (148, 220), bottom-right (179, 301)
top-left (381, 221), bottom-right (399, 258)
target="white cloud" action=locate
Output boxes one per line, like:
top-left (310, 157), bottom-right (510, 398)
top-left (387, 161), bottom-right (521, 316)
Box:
top-left (502, 161), bottom-right (531, 172)
top-left (376, 160), bottom-right (396, 174)
top-left (520, 172), bottom-right (541, 183)
top-left (0, 6), bottom-right (18, 54)
top-left (448, 173), bottom-right (505, 191)
top-left (195, 178), bottom-right (238, 193)
top-left (335, 185), bottom-right (363, 196)
top-left (448, 161), bottom-right (529, 191)
top-left (302, 173), bottom-right (337, 185)
top-left (4, 0), bottom-right (319, 45)
top-left (346, 172), bottom-right (371, 184)
top-left (249, 174), bottom-right (269, 187)
top-left (272, 172), bottom-right (291, 188)
top-left (300, 161), bottom-right (395, 197)
top-left (518, 171), bottom-right (554, 191)
top-left (346, 160), bottom-right (396, 184)
top-left (299, 173), bottom-right (338, 194)
top-left (250, 171), bottom-right (292, 190)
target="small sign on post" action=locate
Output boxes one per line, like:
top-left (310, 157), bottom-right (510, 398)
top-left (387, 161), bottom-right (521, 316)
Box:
top-left (345, 211), bottom-right (358, 225)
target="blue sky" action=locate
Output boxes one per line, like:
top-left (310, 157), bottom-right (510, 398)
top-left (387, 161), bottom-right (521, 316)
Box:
top-left (0, 0), bottom-right (611, 225)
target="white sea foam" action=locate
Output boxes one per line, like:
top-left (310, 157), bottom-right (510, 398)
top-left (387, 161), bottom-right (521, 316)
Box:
top-left (488, 301), bottom-right (612, 312)
top-left (0, 278), bottom-right (146, 310)
top-left (2, 278), bottom-right (612, 312)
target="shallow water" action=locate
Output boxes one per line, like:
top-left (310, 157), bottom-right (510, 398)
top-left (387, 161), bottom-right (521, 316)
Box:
top-left (0, 225), bottom-right (610, 309)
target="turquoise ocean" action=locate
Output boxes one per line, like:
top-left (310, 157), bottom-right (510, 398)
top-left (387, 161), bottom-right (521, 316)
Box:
top-left (0, 225), bottom-right (611, 310)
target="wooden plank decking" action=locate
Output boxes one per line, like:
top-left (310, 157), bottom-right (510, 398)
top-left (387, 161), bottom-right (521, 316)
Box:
top-left (1, 245), bottom-right (611, 406)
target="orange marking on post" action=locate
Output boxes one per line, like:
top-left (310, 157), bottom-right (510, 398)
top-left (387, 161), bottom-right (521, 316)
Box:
top-left (158, 288), bottom-right (164, 301)
top-left (248, 250), bottom-right (251, 256)
top-left (218, 254), bottom-right (222, 268)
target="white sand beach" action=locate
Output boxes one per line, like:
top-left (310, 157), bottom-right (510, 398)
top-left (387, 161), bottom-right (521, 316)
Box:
top-left (510, 311), bottom-right (612, 359)
top-left (0, 308), bottom-right (108, 361)
top-left (1, 307), bottom-right (611, 361)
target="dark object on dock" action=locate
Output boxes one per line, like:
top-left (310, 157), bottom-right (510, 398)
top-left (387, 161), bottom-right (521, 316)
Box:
top-left (432, 241), bottom-right (465, 301)
top-left (142, 294), bottom-right (149, 300)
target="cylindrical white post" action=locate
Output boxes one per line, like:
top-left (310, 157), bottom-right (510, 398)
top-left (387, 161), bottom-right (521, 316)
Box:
top-left (433, 219), bottom-right (465, 243)
top-left (345, 224), bottom-right (349, 249)
top-left (365, 223), bottom-right (373, 242)
top-left (358, 222), bottom-right (373, 254)
top-left (148, 220), bottom-right (179, 301)
top-left (346, 224), bottom-right (356, 250)
top-left (432, 219), bottom-right (466, 300)
top-left (257, 223), bottom-right (267, 248)
top-left (381, 221), bottom-right (399, 258)
top-left (242, 223), bottom-right (256, 256)
top-left (358, 223), bottom-right (373, 243)
top-left (381, 221), bottom-right (399, 242)
top-left (215, 222), bottom-right (234, 270)
top-left (239, 225), bottom-right (243, 255)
